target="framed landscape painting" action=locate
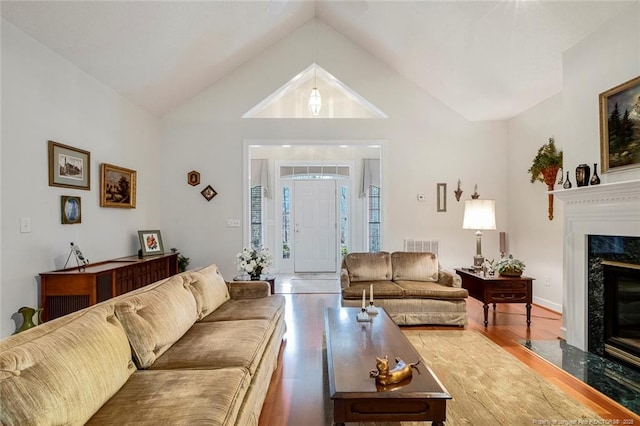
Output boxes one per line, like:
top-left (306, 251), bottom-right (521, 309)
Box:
top-left (48, 141), bottom-right (90, 190)
top-left (138, 230), bottom-right (164, 256)
top-left (100, 163), bottom-right (137, 208)
top-left (599, 75), bottom-right (640, 173)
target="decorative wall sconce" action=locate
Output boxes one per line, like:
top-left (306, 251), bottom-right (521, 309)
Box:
top-left (454, 179), bottom-right (463, 201)
top-left (528, 137), bottom-right (563, 220)
top-left (471, 184), bottom-right (480, 199)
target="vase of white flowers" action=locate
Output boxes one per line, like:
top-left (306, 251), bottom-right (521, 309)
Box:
top-left (236, 246), bottom-right (273, 280)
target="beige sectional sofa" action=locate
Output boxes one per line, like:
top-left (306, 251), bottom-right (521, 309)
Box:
top-left (341, 251), bottom-right (468, 326)
top-left (0, 264), bottom-right (286, 425)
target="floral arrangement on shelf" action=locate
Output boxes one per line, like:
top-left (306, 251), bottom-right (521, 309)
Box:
top-left (236, 246), bottom-right (273, 279)
top-left (495, 254), bottom-right (526, 277)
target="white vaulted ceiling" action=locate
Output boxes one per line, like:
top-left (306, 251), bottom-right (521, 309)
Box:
top-left (1, 0), bottom-right (636, 121)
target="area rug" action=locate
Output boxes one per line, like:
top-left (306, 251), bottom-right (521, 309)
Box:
top-left (325, 329), bottom-right (602, 425)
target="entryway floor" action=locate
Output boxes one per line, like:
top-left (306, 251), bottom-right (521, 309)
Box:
top-left (273, 273), bottom-right (341, 294)
top-left (521, 339), bottom-right (640, 415)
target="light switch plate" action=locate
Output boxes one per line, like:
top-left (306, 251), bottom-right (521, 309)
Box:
top-left (226, 219), bottom-right (241, 228)
top-left (20, 216), bottom-right (31, 233)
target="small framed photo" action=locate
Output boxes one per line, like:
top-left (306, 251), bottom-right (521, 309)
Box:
top-left (48, 141), bottom-right (90, 190)
top-left (61, 196), bottom-right (81, 224)
top-left (201, 185), bottom-right (217, 201)
top-left (138, 230), bottom-right (164, 256)
top-left (100, 163), bottom-right (137, 208)
top-left (599, 75), bottom-right (640, 173)
top-left (187, 170), bottom-right (201, 186)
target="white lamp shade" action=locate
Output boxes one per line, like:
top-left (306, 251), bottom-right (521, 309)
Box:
top-left (463, 199), bottom-right (496, 230)
top-left (308, 87), bottom-right (322, 116)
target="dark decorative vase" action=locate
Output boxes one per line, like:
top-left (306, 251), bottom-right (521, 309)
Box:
top-left (563, 171), bottom-right (572, 189)
top-left (250, 268), bottom-right (263, 280)
top-left (575, 164), bottom-right (590, 187)
top-left (590, 163), bottom-right (601, 185)
top-left (16, 306), bottom-right (42, 334)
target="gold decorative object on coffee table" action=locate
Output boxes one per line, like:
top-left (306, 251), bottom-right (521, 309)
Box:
top-left (369, 355), bottom-right (420, 387)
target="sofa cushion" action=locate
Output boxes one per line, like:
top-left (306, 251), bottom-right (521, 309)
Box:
top-left (344, 252), bottom-right (392, 282)
top-left (87, 368), bottom-right (250, 426)
top-left (114, 274), bottom-right (198, 369)
top-left (200, 295), bottom-right (285, 322)
top-left (395, 280), bottom-right (469, 300)
top-left (186, 264), bottom-right (231, 319)
top-left (342, 281), bottom-right (405, 299)
top-left (149, 320), bottom-right (271, 376)
top-left (0, 304), bottom-right (136, 425)
top-left (391, 251), bottom-right (439, 282)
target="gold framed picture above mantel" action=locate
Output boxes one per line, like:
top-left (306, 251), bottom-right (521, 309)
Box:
top-left (100, 163), bottom-right (136, 208)
top-left (599, 75), bottom-right (640, 173)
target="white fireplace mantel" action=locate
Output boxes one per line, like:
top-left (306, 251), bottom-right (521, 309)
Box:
top-left (552, 179), bottom-right (640, 350)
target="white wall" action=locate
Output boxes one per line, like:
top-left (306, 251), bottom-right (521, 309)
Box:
top-left (160, 19), bottom-right (509, 278)
top-left (563, 2), bottom-right (640, 184)
top-left (560, 2), bottom-right (640, 339)
top-left (507, 94), bottom-right (564, 312)
top-left (0, 20), bottom-right (162, 337)
top-left (505, 2), bottom-right (640, 315)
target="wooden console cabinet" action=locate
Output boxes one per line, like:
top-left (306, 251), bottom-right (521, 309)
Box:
top-left (40, 253), bottom-right (178, 321)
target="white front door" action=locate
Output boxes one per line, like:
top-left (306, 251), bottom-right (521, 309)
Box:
top-left (294, 180), bottom-right (337, 272)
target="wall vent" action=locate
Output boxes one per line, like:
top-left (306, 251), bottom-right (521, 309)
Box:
top-left (403, 239), bottom-right (439, 256)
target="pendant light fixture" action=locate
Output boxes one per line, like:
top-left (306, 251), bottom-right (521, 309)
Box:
top-left (308, 20), bottom-right (321, 116)
top-left (308, 65), bottom-right (322, 116)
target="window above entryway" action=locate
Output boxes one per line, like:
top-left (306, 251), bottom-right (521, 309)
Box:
top-left (242, 63), bottom-right (388, 119)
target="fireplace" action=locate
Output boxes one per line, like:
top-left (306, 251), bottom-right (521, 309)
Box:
top-left (553, 179), bottom-right (640, 352)
top-left (603, 261), bottom-right (640, 368)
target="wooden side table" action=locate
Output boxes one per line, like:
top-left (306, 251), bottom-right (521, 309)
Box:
top-left (455, 268), bottom-right (534, 327)
top-left (233, 274), bottom-right (276, 295)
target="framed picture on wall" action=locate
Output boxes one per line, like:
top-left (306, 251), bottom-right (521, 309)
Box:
top-left (599, 75), bottom-right (640, 173)
top-left (436, 183), bottom-right (447, 212)
top-left (138, 230), bottom-right (164, 256)
top-left (61, 196), bottom-right (81, 224)
top-left (48, 141), bottom-right (90, 190)
top-left (100, 163), bottom-right (137, 208)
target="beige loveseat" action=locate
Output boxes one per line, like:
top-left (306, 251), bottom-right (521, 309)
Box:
top-left (0, 264), bottom-right (286, 425)
top-left (341, 251), bottom-right (468, 325)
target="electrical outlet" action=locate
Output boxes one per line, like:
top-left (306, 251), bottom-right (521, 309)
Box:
top-left (544, 277), bottom-right (551, 287)
top-left (226, 219), bottom-right (240, 228)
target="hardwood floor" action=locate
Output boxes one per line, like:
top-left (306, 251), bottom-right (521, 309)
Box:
top-left (258, 294), bottom-right (640, 425)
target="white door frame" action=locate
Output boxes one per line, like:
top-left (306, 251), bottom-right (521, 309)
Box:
top-left (275, 160), bottom-right (353, 274)
top-left (243, 139), bottom-right (387, 273)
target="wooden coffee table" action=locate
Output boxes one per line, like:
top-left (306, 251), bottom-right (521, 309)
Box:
top-left (324, 307), bottom-right (451, 425)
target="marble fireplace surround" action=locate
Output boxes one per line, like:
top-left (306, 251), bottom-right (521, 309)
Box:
top-left (553, 179), bottom-right (640, 351)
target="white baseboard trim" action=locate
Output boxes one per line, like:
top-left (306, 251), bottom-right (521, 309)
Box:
top-left (532, 296), bottom-right (562, 314)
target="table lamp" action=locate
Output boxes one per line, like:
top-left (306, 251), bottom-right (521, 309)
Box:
top-left (462, 199), bottom-right (496, 271)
